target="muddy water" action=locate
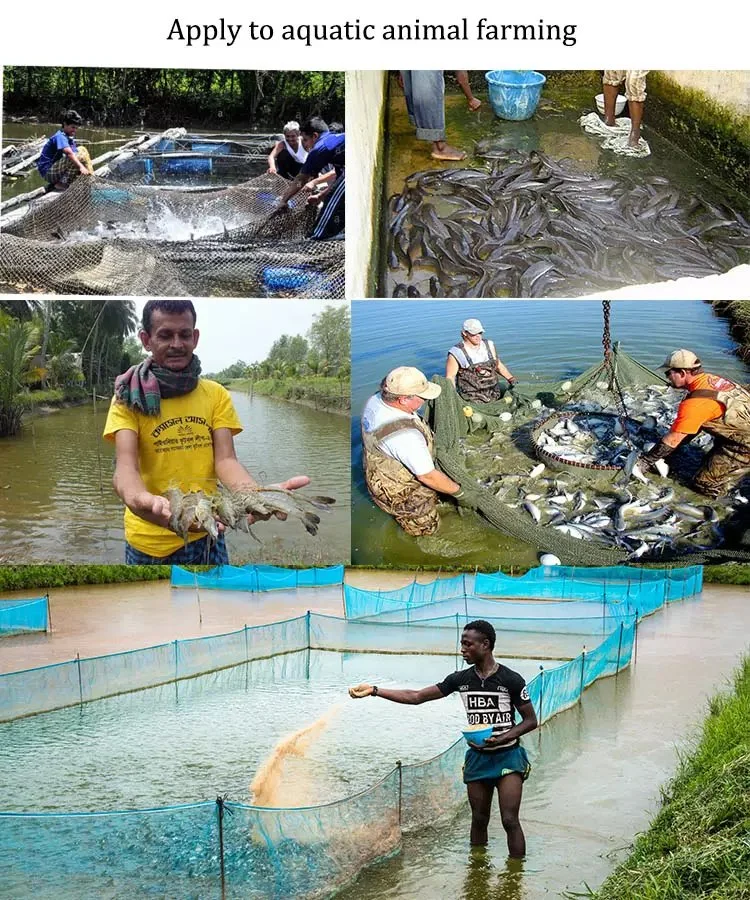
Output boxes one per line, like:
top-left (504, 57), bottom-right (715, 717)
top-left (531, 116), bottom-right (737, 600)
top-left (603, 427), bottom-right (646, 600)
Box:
top-left (381, 82), bottom-right (750, 295)
top-left (351, 299), bottom-right (750, 568)
top-left (337, 583), bottom-right (750, 900)
top-left (0, 391), bottom-right (349, 565)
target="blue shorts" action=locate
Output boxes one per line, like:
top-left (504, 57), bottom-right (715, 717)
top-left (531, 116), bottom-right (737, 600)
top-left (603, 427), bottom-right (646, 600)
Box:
top-left (125, 534), bottom-right (229, 565)
top-left (463, 745), bottom-right (531, 784)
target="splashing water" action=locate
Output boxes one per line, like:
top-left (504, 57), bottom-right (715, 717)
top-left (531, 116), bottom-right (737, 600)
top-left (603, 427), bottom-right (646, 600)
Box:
top-left (250, 704), bottom-right (343, 807)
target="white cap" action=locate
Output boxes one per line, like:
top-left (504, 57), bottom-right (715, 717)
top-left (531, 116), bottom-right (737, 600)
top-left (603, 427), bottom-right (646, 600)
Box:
top-left (661, 349), bottom-right (701, 369)
top-left (384, 366), bottom-right (442, 400)
top-left (462, 319), bottom-right (484, 335)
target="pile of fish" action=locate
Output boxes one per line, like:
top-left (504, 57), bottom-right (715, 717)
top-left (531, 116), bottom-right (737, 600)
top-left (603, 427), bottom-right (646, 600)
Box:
top-left (164, 485), bottom-right (335, 542)
top-left (463, 384), bottom-right (747, 559)
top-left (387, 149), bottom-right (750, 298)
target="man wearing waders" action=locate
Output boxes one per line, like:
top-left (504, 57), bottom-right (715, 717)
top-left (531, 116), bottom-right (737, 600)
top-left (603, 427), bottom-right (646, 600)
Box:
top-left (361, 367), bottom-right (477, 536)
top-left (640, 349), bottom-right (750, 497)
top-left (349, 620), bottom-right (538, 857)
top-left (445, 319), bottom-right (517, 404)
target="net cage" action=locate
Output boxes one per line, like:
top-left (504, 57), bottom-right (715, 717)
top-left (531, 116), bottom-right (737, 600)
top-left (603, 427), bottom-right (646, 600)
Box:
top-left (171, 564), bottom-right (345, 591)
top-left (423, 345), bottom-right (750, 565)
top-left (0, 608), bottom-right (635, 899)
top-left (343, 565), bottom-right (703, 619)
top-left (0, 596), bottom-right (49, 636)
top-left (0, 173), bottom-right (344, 297)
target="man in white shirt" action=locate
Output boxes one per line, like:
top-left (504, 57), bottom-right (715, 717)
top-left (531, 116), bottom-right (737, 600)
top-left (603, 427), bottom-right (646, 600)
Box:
top-left (446, 318), bottom-right (517, 403)
top-left (361, 366), bottom-right (475, 535)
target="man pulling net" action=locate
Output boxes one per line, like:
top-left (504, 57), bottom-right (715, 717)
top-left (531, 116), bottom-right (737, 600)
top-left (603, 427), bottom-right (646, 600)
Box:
top-left (349, 620), bottom-right (538, 857)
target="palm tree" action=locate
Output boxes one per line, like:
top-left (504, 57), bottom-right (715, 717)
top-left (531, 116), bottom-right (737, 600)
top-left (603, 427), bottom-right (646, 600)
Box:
top-left (0, 316), bottom-right (41, 437)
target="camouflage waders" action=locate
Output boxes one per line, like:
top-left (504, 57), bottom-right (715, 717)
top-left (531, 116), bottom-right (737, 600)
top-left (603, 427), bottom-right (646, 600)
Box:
top-left (689, 382), bottom-right (750, 498)
top-left (448, 340), bottom-right (503, 404)
top-left (362, 417), bottom-right (440, 536)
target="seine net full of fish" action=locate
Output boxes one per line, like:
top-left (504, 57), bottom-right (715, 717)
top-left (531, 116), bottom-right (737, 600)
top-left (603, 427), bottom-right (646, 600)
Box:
top-left (426, 363), bottom-right (750, 563)
top-left (0, 173), bottom-right (344, 298)
top-left (387, 149), bottom-right (750, 298)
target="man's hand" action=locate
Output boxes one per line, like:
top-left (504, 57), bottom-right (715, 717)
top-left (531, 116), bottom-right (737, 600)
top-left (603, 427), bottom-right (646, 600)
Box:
top-left (468, 734), bottom-right (501, 750)
top-left (507, 377), bottom-right (518, 389)
top-left (453, 485), bottom-right (480, 509)
top-left (640, 439), bottom-right (675, 472)
top-left (128, 491), bottom-right (172, 529)
top-left (348, 683), bottom-right (374, 699)
top-left (244, 475), bottom-right (312, 525)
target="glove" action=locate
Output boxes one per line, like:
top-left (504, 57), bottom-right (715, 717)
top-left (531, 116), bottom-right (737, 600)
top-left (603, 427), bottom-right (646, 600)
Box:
top-left (507, 377), bottom-right (518, 390)
top-left (348, 683), bottom-right (376, 699)
top-left (453, 486), bottom-right (480, 509)
top-left (640, 439), bottom-right (675, 472)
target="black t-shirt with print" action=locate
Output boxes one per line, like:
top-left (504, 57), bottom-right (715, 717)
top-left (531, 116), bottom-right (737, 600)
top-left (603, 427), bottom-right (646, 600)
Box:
top-left (437, 664), bottom-right (530, 751)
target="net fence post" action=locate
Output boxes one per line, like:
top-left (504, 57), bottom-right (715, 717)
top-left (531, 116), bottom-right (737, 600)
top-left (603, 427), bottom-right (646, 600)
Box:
top-left (538, 665), bottom-right (545, 726)
top-left (174, 640), bottom-right (179, 703)
top-left (75, 652), bottom-right (83, 708)
top-left (634, 610), bottom-right (640, 666)
top-left (306, 610), bottom-right (311, 650)
top-left (244, 624), bottom-right (250, 692)
top-left (396, 760), bottom-right (403, 828)
top-left (45, 592), bottom-right (52, 632)
top-left (615, 622), bottom-right (624, 677)
top-left (216, 796), bottom-right (227, 899)
top-left (578, 647), bottom-right (586, 703)
top-left (455, 614), bottom-right (461, 667)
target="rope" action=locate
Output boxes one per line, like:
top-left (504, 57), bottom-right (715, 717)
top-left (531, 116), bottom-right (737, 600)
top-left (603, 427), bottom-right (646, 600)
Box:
top-left (601, 301), bottom-right (635, 449)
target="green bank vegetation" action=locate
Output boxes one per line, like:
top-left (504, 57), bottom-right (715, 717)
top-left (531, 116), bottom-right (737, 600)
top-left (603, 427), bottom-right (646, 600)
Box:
top-left (3, 67), bottom-right (345, 129)
top-left (0, 565), bottom-right (170, 591)
top-left (592, 655), bottom-right (750, 900)
top-left (0, 300), bottom-right (141, 437)
top-left (213, 304), bottom-right (351, 413)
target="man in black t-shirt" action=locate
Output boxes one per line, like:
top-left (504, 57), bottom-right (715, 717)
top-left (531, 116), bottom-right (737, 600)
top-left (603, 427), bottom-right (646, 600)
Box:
top-left (349, 619), bottom-right (538, 857)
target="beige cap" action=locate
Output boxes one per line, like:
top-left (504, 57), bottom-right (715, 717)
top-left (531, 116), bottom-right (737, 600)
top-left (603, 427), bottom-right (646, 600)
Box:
top-left (661, 349), bottom-right (701, 369)
top-left (462, 318), bottom-right (484, 335)
top-left (384, 366), bottom-right (442, 399)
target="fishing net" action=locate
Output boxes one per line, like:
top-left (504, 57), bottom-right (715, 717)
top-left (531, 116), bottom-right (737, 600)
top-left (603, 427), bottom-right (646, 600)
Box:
top-left (386, 151), bottom-right (750, 297)
top-left (0, 173), bottom-right (344, 297)
top-left (171, 564), bottom-right (344, 591)
top-left (0, 597), bottom-right (48, 636)
top-left (423, 344), bottom-right (750, 565)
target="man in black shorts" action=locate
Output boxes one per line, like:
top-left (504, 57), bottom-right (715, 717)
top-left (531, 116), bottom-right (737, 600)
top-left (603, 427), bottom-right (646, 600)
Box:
top-left (348, 619), bottom-right (538, 857)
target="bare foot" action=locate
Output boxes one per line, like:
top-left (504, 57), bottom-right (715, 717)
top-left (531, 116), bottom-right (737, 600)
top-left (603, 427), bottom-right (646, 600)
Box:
top-left (629, 132), bottom-right (641, 147)
top-left (431, 141), bottom-right (466, 161)
top-left (468, 98), bottom-right (482, 111)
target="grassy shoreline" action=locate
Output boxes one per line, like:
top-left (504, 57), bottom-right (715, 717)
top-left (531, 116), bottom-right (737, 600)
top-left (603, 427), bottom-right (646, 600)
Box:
top-left (0, 565), bottom-right (170, 591)
top-left (227, 376), bottom-right (350, 415)
top-left (592, 655), bottom-right (750, 899)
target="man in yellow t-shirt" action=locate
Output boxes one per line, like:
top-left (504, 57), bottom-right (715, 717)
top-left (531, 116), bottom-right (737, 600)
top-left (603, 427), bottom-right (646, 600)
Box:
top-left (640, 349), bottom-right (750, 498)
top-left (103, 299), bottom-right (309, 564)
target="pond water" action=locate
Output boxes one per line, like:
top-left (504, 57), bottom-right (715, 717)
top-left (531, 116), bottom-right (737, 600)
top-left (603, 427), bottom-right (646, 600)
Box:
top-left (0, 392), bottom-right (349, 565)
top-left (351, 299), bottom-right (750, 568)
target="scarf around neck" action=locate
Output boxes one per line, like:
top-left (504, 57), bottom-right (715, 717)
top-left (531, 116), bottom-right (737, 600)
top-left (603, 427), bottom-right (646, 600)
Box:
top-left (114, 355), bottom-right (202, 416)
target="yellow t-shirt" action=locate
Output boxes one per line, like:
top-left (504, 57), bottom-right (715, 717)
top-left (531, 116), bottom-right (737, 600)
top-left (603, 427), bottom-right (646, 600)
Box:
top-left (103, 380), bottom-right (243, 557)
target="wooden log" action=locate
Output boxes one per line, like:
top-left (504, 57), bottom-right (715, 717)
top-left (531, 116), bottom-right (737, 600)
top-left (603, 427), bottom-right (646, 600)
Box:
top-left (0, 185), bottom-right (48, 212)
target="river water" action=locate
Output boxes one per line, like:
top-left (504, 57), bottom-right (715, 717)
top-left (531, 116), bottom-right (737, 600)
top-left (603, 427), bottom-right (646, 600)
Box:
top-left (381, 83), bottom-right (750, 296)
top-left (351, 300), bottom-right (750, 568)
top-left (0, 391), bottom-right (349, 565)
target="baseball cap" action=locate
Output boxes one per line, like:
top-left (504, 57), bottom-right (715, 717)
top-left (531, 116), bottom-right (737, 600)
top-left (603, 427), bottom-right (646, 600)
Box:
top-left (462, 319), bottom-right (484, 335)
top-left (384, 366), bottom-right (442, 400)
top-left (661, 349), bottom-right (701, 370)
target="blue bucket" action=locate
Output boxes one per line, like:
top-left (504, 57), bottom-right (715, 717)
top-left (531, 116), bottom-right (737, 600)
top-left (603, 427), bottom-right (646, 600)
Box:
top-left (485, 70), bottom-right (546, 121)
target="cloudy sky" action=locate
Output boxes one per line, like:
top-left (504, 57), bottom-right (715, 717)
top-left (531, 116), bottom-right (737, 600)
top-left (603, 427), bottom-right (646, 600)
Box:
top-left (131, 298), bottom-right (347, 372)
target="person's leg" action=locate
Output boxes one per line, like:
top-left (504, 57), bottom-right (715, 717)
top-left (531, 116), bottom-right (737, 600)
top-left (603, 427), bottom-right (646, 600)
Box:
top-left (400, 71), bottom-right (416, 124)
top-left (406, 70), bottom-right (465, 161)
top-left (693, 439), bottom-right (750, 498)
top-left (466, 780), bottom-right (495, 846)
top-left (497, 772), bottom-right (526, 858)
top-left (624, 71), bottom-right (648, 146)
top-left (602, 71), bottom-right (625, 126)
top-left (311, 173), bottom-right (345, 239)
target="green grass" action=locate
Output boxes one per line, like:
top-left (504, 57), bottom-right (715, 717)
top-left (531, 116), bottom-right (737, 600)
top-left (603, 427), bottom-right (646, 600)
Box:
top-left (228, 376), bottom-right (350, 413)
top-left (0, 565), bottom-right (170, 591)
top-left (15, 387), bottom-right (88, 409)
top-left (592, 656), bottom-right (750, 899)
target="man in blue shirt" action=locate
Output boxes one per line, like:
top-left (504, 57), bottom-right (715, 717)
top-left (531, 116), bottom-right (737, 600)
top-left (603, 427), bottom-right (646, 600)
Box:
top-left (277, 116), bottom-right (345, 240)
top-left (37, 110), bottom-right (94, 191)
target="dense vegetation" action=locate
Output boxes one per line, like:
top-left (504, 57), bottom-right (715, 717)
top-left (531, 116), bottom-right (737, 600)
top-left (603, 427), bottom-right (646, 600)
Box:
top-left (210, 304), bottom-right (351, 412)
top-left (0, 300), bottom-right (140, 437)
top-left (0, 565), bottom-right (169, 591)
top-left (3, 68), bottom-right (345, 128)
top-left (593, 656), bottom-right (750, 899)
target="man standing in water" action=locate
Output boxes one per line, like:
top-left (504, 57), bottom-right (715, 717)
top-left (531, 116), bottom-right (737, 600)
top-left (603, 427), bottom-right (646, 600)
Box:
top-left (446, 318), bottom-right (517, 403)
top-left (349, 620), bottom-right (538, 856)
top-left (640, 349), bottom-right (750, 497)
top-left (104, 299), bottom-right (309, 564)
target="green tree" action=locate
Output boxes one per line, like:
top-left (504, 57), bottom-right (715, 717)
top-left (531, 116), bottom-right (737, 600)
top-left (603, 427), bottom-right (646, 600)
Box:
top-left (0, 314), bottom-right (40, 437)
top-left (307, 305), bottom-right (350, 376)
